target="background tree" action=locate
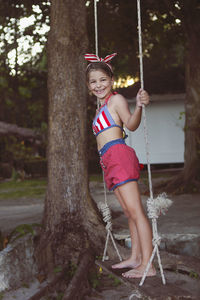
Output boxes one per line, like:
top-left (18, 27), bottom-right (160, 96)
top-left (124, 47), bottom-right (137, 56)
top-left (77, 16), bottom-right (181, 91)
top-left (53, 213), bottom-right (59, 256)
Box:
top-left (173, 0), bottom-right (200, 191)
top-left (144, 0), bottom-right (200, 192)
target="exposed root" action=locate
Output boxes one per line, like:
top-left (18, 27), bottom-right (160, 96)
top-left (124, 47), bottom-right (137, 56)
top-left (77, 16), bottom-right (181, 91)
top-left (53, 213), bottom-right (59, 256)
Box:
top-left (63, 249), bottom-right (94, 300)
top-left (28, 249), bottom-right (94, 300)
top-left (27, 268), bottom-right (67, 300)
top-left (154, 171), bottom-right (200, 195)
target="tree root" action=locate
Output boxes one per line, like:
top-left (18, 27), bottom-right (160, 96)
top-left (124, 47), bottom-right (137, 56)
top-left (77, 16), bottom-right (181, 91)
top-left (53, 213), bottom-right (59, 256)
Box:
top-left (63, 249), bottom-right (94, 300)
top-left (153, 171), bottom-right (200, 194)
top-left (28, 249), bottom-right (94, 300)
top-left (27, 269), bottom-right (66, 300)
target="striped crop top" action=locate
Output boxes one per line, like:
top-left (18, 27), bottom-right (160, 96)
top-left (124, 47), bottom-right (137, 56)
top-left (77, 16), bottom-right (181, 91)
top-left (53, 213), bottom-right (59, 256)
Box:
top-left (92, 93), bottom-right (124, 137)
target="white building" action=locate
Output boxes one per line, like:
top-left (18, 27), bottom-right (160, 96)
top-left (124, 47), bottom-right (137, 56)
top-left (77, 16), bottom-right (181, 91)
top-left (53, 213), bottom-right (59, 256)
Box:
top-left (125, 93), bottom-right (185, 165)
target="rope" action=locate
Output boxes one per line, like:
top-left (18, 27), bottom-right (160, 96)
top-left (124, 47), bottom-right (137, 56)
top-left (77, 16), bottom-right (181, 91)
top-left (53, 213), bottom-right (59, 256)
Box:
top-left (137, 0), bottom-right (153, 200)
top-left (137, 0), bottom-right (144, 91)
top-left (100, 202), bottom-right (122, 262)
top-left (94, 0), bottom-right (100, 110)
top-left (93, 0), bottom-right (122, 263)
top-left (94, 0), bottom-right (99, 57)
top-left (136, 0), bottom-right (167, 286)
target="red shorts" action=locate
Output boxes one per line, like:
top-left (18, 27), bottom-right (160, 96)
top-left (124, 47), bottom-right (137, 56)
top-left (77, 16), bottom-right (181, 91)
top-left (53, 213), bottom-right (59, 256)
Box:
top-left (99, 139), bottom-right (140, 191)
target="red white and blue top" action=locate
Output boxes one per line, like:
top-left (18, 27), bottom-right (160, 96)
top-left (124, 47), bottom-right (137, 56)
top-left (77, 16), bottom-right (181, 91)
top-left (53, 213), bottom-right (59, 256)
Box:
top-left (92, 93), bottom-right (124, 137)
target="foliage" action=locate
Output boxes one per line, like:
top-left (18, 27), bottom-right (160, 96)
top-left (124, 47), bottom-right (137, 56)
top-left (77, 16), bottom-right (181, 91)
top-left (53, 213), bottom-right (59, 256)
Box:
top-left (0, 0), bottom-right (49, 123)
top-left (2, 136), bottom-right (34, 161)
top-left (0, 1), bottom-right (49, 165)
top-left (89, 174), bottom-right (103, 182)
top-left (66, 262), bottom-right (78, 279)
top-left (0, 1), bottom-right (192, 115)
top-left (86, 0), bottom-right (185, 93)
top-left (0, 122), bottom-right (47, 164)
top-left (88, 264), bottom-right (122, 290)
top-left (53, 266), bottom-right (63, 274)
top-left (189, 271), bottom-right (199, 279)
top-left (0, 222), bottom-right (42, 252)
top-left (108, 273), bottom-right (121, 286)
top-left (56, 293), bottom-right (64, 300)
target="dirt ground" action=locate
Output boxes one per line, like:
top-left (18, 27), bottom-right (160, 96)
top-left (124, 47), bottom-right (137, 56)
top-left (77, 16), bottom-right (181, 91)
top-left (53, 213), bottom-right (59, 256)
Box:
top-left (0, 174), bottom-right (200, 299)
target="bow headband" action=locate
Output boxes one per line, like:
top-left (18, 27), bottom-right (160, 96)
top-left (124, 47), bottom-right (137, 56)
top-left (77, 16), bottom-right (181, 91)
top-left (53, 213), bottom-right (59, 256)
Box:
top-left (84, 53), bottom-right (117, 70)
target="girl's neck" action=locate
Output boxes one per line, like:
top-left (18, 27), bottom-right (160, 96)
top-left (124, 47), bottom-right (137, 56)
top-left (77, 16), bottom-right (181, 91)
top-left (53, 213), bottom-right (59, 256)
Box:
top-left (98, 92), bottom-right (113, 106)
top-left (99, 99), bottom-right (105, 106)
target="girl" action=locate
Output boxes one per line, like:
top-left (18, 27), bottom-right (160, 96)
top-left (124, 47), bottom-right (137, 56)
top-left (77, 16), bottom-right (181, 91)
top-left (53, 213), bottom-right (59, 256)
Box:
top-left (85, 53), bottom-right (156, 278)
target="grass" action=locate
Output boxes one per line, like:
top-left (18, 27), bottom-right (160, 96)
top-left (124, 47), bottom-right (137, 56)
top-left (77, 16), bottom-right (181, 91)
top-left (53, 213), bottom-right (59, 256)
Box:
top-left (0, 175), bottom-right (102, 200)
top-left (0, 170), bottom-right (173, 201)
top-left (89, 174), bottom-right (103, 182)
top-left (89, 171), bottom-right (171, 182)
top-left (0, 179), bottom-right (47, 200)
top-left (140, 170), bottom-right (172, 179)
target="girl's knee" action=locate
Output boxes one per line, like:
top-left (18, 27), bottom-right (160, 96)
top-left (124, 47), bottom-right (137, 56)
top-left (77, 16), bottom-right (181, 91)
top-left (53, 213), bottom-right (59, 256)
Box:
top-left (123, 208), bottom-right (130, 218)
top-left (129, 208), bottom-right (144, 222)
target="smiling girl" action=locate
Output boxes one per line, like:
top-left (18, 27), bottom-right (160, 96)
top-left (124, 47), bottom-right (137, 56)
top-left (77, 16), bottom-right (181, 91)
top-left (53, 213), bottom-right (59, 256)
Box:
top-left (85, 53), bottom-right (156, 279)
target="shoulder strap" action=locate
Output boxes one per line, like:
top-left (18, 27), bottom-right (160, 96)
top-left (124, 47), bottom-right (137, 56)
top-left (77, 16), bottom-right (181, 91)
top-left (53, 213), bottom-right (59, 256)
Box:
top-left (105, 92), bottom-right (117, 105)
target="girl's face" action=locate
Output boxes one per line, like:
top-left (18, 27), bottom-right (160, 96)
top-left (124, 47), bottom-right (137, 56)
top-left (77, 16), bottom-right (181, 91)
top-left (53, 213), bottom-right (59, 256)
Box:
top-left (87, 70), bottom-right (114, 101)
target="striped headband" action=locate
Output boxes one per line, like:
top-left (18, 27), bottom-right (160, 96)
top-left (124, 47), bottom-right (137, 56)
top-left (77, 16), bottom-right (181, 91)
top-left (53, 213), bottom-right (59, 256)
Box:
top-left (84, 53), bottom-right (117, 70)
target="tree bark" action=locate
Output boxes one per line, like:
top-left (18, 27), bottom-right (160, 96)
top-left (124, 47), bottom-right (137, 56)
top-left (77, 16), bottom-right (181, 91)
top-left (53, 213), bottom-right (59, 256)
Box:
top-left (154, 1), bottom-right (200, 194)
top-left (62, 249), bottom-right (93, 300)
top-left (35, 0), bottom-right (108, 278)
top-left (183, 10), bottom-right (200, 185)
top-left (172, 2), bottom-right (200, 192)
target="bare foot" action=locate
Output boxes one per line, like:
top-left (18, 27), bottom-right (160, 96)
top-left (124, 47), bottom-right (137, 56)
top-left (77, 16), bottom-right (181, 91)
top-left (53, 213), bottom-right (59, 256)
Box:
top-left (112, 257), bottom-right (141, 269)
top-left (122, 265), bottom-right (156, 278)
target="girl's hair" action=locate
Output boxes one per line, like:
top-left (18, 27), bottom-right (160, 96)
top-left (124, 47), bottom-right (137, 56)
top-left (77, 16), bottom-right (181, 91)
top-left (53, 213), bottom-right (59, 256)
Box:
top-left (86, 62), bottom-right (113, 82)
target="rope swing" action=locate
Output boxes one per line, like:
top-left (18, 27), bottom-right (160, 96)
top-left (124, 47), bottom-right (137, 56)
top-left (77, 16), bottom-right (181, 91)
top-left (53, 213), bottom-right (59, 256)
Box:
top-left (93, 0), bottom-right (122, 263)
top-left (136, 0), bottom-right (172, 286)
top-left (92, 0), bottom-right (172, 286)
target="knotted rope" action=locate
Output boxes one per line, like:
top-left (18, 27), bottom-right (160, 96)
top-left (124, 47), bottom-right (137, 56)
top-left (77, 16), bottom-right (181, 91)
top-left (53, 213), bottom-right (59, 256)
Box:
top-left (98, 175), bottom-right (122, 262)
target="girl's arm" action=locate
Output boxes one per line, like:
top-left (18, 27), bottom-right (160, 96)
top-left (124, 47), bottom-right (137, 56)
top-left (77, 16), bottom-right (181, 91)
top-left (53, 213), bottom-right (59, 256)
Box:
top-left (114, 89), bottom-right (149, 132)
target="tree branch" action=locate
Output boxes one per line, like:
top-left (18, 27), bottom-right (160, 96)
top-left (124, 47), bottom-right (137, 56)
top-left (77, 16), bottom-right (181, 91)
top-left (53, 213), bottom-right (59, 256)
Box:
top-left (0, 121), bottom-right (40, 140)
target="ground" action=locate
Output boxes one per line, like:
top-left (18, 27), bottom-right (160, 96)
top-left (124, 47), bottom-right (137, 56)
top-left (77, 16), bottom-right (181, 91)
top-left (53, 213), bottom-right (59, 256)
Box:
top-left (0, 170), bottom-right (200, 299)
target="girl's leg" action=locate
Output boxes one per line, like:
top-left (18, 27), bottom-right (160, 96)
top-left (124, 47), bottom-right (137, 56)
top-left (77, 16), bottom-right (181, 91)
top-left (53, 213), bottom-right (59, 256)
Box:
top-left (112, 188), bottom-right (141, 269)
top-left (117, 181), bottom-right (156, 278)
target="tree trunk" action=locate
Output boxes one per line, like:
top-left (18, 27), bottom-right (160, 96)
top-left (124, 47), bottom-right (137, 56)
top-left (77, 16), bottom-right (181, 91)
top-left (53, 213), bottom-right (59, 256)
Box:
top-left (171, 3), bottom-right (200, 193)
top-left (154, 1), bottom-right (200, 194)
top-left (183, 17), bottom-right (200, 186)
top-left (35, 0), bottom-right (107, 277)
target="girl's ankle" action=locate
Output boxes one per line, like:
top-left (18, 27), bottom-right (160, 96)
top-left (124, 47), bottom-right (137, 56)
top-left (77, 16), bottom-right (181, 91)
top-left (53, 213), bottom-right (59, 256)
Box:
top-left (130, 255), bottom-right (141, 262)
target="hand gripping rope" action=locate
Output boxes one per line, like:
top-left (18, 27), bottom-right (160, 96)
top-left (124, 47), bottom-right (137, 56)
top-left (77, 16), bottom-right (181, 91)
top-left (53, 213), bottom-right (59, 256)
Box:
top-left (92, 0), bottom-right (172, 285)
